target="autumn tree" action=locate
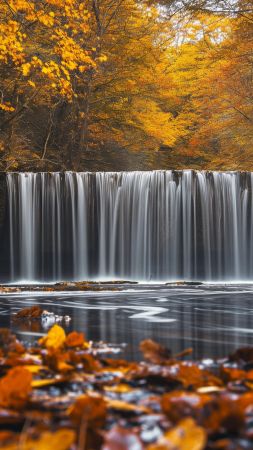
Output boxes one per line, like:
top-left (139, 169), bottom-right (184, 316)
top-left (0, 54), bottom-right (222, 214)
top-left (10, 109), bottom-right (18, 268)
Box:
top-left (81, 0), bottom-right (192, 156)
top-left (1, 0), bottom-right (253, 170)
top-left (0, 0), bottom-right (94, 169)
top-left (0, 0), bottom-right (200, 170)
top-left (173, 1), bottom-right (253, 169)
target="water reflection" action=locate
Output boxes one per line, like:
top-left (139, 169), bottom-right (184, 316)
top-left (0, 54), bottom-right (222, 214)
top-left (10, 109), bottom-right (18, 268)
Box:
top-left (1, 284), bottom-right (253, 360)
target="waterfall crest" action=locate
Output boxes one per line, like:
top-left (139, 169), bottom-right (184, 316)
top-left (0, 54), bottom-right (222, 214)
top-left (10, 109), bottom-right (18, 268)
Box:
top-left (6, 171), bottom-right (253, 282)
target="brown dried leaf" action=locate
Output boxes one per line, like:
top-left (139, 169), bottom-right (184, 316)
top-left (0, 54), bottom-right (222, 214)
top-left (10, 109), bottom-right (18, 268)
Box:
top-left (229, 347), bottom-right (253, 363)
top-left (0, 431), bottom-right (16, 446)
top-left (15, 305), bottom-right (43, 319)
top-left (203, 395), bottom-right (245, 434)
top-left (80, 353), bottom-right (102, 372)
top-left (65, 331), bottom-right (86, 347)
top-left (44, 349), bottom-right (73, 373)
top-left (68, 393), bottom-right (107, 427)
top-left (177, 363), bottom-right (222, 389)
top-left (220, 366), bottom-right (247, 382)
top-left (129, 362), bottom-right (222, 390)
top-left (140, 339), bottom-right (171, 364)
top-left (161, 391), bottom-right (211, 423)
top-left (163, 391), bottom-right (244, 434)
top-left (237, 391), bottom-right (253, 411)
top-left (0, 328), bottom-right (25, 356)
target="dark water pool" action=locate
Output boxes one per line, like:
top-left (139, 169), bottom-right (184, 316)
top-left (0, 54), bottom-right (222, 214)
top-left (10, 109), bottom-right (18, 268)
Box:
top-left (1, 284), bottom-right (253, 360)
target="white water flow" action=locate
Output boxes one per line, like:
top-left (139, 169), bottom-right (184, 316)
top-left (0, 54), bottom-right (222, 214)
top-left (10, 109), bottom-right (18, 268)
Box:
top-left (6, 170), bottom-right (253, 282)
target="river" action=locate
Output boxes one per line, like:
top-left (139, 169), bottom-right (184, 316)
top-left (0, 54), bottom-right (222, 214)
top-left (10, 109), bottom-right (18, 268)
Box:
top-left (2, 283), bottom-right (253, 360)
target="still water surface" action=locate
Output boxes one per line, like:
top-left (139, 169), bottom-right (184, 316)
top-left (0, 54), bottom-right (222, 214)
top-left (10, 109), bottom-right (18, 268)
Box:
top-left (1, 284), bottom-right (253, 360)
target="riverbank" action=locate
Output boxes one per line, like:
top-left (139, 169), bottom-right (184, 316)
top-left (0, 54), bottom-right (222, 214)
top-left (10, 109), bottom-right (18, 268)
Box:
top-left (0, 280), bottom-right (206, 294)
top-left (1, 321), bottom-right (253, 449)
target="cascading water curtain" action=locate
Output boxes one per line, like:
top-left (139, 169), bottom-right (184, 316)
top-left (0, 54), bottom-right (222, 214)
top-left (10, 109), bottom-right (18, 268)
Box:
top-left (6, 171), bottom-right (253, 282)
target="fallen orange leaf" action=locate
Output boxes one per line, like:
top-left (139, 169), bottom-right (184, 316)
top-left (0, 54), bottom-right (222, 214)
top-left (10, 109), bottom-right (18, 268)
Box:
top-left (0, 367), bottom-right (32, 409)
top-left (65, 331), bottom-right (85, 347)
top-left (68, 393), bottom-right (107, 427)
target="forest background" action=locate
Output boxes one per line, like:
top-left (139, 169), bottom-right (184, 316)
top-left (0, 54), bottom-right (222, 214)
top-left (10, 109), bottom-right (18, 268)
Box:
top-left (0, 0), bottom-right (252, 171)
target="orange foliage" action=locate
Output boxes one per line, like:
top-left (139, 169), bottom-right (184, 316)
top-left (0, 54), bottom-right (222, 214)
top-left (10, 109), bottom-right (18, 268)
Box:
top-left (0, 0), bottom-right (94, 101)
top-left (0, 323), bottom-right (253, 448)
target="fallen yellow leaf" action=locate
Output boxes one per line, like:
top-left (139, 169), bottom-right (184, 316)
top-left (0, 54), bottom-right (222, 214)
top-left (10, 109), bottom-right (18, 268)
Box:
top-left (31, 376), bottom-right (67, 388)
top-left (39, 324), bottom-right (66, 350)
top-left (148, 418), bottom-right (207, 450)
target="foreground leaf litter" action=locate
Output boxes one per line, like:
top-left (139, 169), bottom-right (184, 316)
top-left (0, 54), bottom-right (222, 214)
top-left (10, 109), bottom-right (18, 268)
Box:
top-left (1, 307), bottom-right (253, 448)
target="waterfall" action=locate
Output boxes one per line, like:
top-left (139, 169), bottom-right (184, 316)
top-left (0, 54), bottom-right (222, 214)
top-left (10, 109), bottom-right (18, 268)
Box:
top-left (5, 170), bottom-right (253, 282)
